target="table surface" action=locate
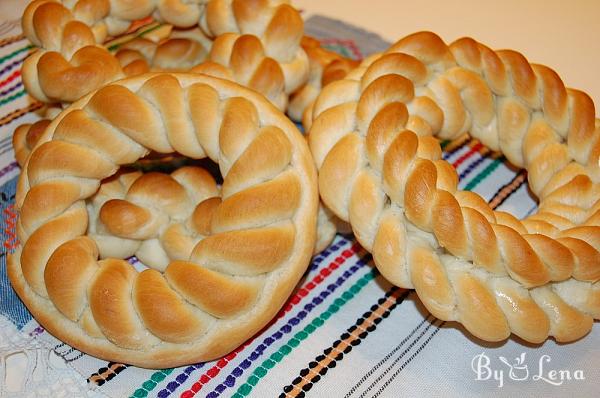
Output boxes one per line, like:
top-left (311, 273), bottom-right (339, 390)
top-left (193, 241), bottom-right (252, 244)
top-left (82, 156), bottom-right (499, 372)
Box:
top-left (296, 0), bottom-right (600, 114)
top-left (0, 1), bottom-right (599, 397)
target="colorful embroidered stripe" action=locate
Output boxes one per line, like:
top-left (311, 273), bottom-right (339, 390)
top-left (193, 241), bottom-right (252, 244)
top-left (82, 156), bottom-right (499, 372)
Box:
top-left (0, 89), bottom-right (26, 106)
top-left (3, 204), bottom-right (17, 251)
top-left (0, 81), bottom-right (22, 98)
top-left (0, 35), bottom-right (25, 49)
top-left (442, 136), bottom-right (510, 194)
top-left (488, 169), bottom-right (527, 209)
top-left (0, 56), bottom-right (27, 76)
top-left (231, 267), bottom-right (379, 398)
top-left (441, 135), bottom-right (471, 159)
top-left (0, 166), bottom-right (14, 184)
top-left (87, 362), bottom-right (129, 386)
top-left (307, 237), bottom-right (354, 272)
top-left (458, 149), bottom-right (494, 181)
top-left (0, 70), bottom-right (20, 89)
top-left (280, 287), bottom-right (409, 397)
top-left (130, 368), bottom-right (184, 397)
top-left (0, 45), bottom-right (33, 65)
top-left (450, 142), bottom-right (484, 169)
top-left (134, 239), bottom-right (355, 397)
top-left (0, 191), bottom-right (15, 203)
top-left (173, 244), bottom-right (364, 398)
top-left (0, 102), bottom-right (43, 127)
top-left (463, 155), bottom-right (506, 191)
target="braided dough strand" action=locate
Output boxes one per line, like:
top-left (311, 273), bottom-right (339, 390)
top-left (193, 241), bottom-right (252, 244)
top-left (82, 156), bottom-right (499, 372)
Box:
top-left (288, 36), bottom-right (360, 122)
top-left (21, 0), bottom-right (309, 108)
top-left (9, 73), bottom-right (318, 368)
top-left (309, 31), bottom-right (600, 343)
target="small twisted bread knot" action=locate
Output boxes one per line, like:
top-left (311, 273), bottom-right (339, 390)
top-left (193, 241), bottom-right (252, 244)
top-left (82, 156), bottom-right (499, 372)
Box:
top-left (21, 0), bottom-right (309, 108)
top-left (13, 119), bottom-right (51, 167)
top-left (8, 73), bottom-right (317, 368)
top-left (86, 167), bottom-right (219, 271)
top-left (114, 28), bottom-right (213, 75)
top-left (309, 31), bottom-right (600, 343)
top-left (288, 36), bottom-right (360, 122)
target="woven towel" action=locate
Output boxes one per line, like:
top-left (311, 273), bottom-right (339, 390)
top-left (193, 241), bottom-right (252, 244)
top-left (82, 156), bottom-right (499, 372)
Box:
top-left (0, 8), bottom-right (598, 398)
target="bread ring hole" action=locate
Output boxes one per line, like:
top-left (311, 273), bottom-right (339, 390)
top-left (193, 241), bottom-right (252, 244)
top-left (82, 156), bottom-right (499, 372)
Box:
top-left (91, 158), bottom-right (223, 272)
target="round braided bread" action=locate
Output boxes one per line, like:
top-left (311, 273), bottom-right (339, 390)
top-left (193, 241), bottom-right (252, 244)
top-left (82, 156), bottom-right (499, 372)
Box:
top-left (8, 73), bottom-right (318, 368)
top-left (21, 0), bottom-right (309, 109)
top-left (308, 31), bottom-right (600, 343)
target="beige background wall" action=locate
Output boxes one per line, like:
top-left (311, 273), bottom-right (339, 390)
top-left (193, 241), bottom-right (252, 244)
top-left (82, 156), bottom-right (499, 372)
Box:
top-left (296, 0), bottom-right (600, 115)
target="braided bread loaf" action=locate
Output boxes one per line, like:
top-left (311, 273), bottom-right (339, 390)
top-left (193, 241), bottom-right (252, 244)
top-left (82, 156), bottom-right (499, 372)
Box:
top-left (8, 73), bottom-right (318, 368)
top-left (21, 0), bottom-right (309, 110)
top-left (308, 31), bottom-right (600, 343)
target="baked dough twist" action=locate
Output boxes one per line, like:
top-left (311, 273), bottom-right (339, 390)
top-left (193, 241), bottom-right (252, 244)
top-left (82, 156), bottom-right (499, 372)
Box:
top-left (8, 73), bottom-right (318, 368)
top-left (288, 36), bottom-right (360, 122)
top-left (21, 0), bottom-right (309, 109)
top-left (86, 167), bottom-right (220, 271)
top-left (308, 31), bottom-right (600, 343)
top-left (113, 27), bottom-right (214, 75)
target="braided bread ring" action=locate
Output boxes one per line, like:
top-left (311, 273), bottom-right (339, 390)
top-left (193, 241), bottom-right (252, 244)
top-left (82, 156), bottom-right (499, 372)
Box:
top-left (21, 0), bottom-right (309, 109)
top-left (8, 73), bottom-right (318, 368)
top-left (308, 31), bottom-right (600, 343)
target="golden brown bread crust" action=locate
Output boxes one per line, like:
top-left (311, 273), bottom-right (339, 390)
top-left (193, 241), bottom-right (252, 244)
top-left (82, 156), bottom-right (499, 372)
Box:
top-left (8, 73), bottom-right (318, 368)
top-left (13, 119), bottom-right (50, 167)
top-left (115, 33), bottom-right (359, 122)
top-left (21, 0), bottom-right (309, 109)
top-left (90, 167), bottom-right (219, 269)
top-left (308, 31), bottom-right (600, 343)
top-left (288, 36), bottom-right (360, 122)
